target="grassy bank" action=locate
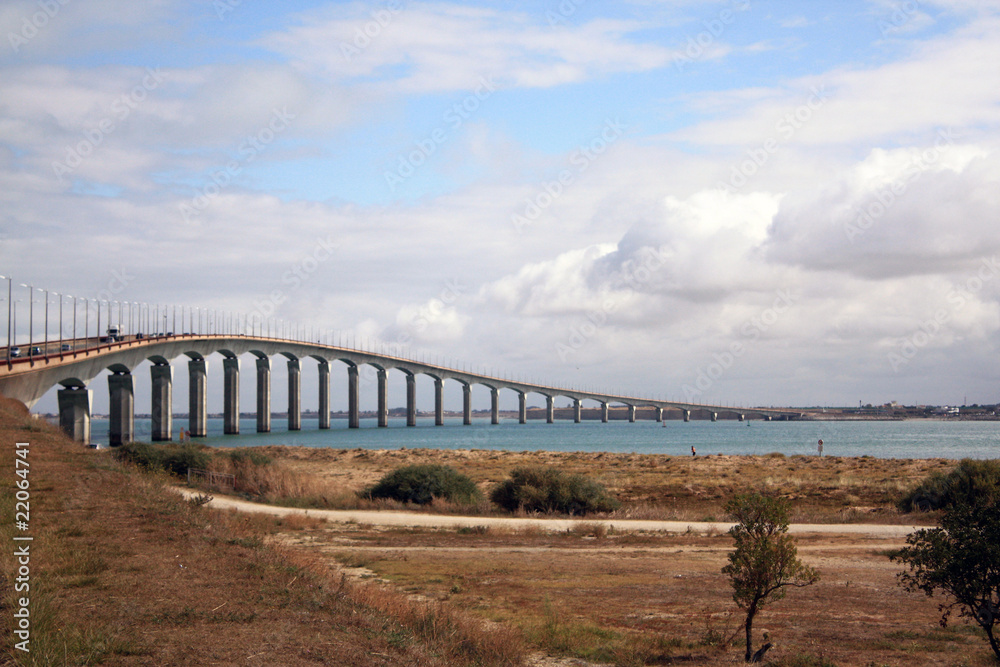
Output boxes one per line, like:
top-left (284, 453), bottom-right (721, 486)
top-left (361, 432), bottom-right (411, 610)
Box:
top-left (0, 398), bottom-right (524, 666)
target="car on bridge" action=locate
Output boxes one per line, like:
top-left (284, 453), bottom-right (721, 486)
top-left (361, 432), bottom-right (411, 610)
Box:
top-left (9, 347), bottom-right (20, 358)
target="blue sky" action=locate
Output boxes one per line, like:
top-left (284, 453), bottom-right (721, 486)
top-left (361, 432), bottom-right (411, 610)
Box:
top-left (3, 0), bottom-right (1000, 413)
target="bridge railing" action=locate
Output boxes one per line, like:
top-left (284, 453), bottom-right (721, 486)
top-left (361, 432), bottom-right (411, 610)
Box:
top-left (0, 274), bottom-right (775, 410)
top-left (0, 273), bottom-right (631, 398)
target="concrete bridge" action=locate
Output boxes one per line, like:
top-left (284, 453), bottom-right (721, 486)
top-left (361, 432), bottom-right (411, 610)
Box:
top-left (0, 332), bottom-right (801, 445)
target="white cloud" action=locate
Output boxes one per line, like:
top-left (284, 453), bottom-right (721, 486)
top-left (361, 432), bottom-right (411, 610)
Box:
top-left (263, 4), bottom-right (679, 93)
top-left (672, 15), bottom-right (1000, 148)
top-left (766, 144), bottom-right (999, 278)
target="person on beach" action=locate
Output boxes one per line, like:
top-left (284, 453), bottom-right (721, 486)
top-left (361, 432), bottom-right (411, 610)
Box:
top-left (818, 439), bottom-right (823, 456)
top-left (691, 445), bottom-right (696, 456)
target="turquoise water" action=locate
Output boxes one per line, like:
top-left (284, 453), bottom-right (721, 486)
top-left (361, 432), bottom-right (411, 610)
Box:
top-left (88, 417), bottom-right (1000, 459)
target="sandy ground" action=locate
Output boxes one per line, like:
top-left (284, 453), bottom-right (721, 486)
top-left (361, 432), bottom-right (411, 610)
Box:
top-left (177, 488), bottom-right (922, 537)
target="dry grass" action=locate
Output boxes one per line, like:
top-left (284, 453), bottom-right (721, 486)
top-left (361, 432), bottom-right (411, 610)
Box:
top-left (244, 445), bottom-right (953, 524)
top-left (299, 523), bottom-right (997, 666)
top-left (0, 397), bottom-right (526, 666)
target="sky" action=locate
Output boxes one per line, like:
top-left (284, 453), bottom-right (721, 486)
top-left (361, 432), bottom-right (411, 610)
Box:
top-left (3, 0), bottom-right (1000, 414)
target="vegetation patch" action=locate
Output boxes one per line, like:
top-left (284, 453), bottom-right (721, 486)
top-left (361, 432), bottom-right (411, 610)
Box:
top-left (362, 464), bottom-right (482, 505)
top-left (490, 466), bottom-right (620, 515)
top-left (897, 458), bottom-right (1000, 511)
top-left (112, 441), bottom-right (210, 476)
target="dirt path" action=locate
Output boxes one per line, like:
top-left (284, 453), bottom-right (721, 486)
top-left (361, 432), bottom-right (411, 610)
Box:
top-left (178, 488), bottom-right (922, 537)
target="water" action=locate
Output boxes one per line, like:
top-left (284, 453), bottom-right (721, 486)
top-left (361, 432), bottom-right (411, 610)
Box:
top-left (87, 416), bottom-right (1000, 459)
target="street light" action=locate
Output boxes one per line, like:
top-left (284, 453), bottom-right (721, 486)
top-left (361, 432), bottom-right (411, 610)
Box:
top-left (19, 284), bottom-right (32, 356)
top-left (97, 299), bottom-right (104, 347)
top-left (0, 274), bottom-right (10, 367)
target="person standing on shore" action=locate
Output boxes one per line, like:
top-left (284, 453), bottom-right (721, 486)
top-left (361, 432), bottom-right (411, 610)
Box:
top-left (691, 445), bottom-right (697, 457)
top-left (817, 439), bottom-right (823, 456)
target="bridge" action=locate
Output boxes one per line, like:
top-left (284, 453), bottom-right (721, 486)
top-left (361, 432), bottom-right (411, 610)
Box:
top-left (0, 279), bottom-right (801, 445)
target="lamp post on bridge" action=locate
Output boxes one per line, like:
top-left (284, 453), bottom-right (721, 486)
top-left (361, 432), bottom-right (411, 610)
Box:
top-left (53, 291), bottom-right (63, 359)
top-left (0, 274), bottom-right (10, 368)
top-left (97, 299), bottom-right (104, 348)
top-left (18, 284), bottom-right (33, 357)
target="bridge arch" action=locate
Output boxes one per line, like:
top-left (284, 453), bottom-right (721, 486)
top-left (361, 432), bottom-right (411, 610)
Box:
top-left (0, 332), bottom-right (800, 444)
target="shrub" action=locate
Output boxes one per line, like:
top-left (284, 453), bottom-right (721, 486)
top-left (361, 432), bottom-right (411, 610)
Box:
top-left (113, 442), bottom-right (211, 477)
top-left (490, 466), bottom-right (620, 515)
top-left (362, 464), bottom-right (481, 505)
top-left (226, 449), bottom-right (271, 467)
top-left (898, 458), bottom-right (1000, 512)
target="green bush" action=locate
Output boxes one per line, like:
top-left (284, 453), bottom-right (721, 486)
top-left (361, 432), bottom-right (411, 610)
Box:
top-left (490, 466), bottom-right (620, 515)
top-left (362, 464), bottom-right (481, 505)
top-left (226, 449), bottom-right (271, 467)
top-left (112, 442), bottom-right (211, 477)
top-left (898, 458), bottom-right (1000, 512)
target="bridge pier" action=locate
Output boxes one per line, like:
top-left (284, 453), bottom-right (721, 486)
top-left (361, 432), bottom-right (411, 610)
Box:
top-left (287, 358), bottom-right (301, 431)
top-left (462, 383), bottom-right (472, 425)
top-left (318, 361), bottom-right (330, 429)
top-left (406, 373), bottom-right (416, 427)
top-left (491, 387), bottom-right (499, 424)
top-left (223, 357), bottom-right (240, 434)
top-left (573, 398), bottom-right (581, 423)
top-left (434, 378), bottom-right (444, 426)
top-left (545, 396), bottom-right (554, 423)
top-left (150, 363), bottom-right (173, 441)
top-left (654, 407), bottom-right (663, 422)
top-left (601, 402), bottom-right (608, 423)
top-left (683, 409), bottom-right (690, 422)
top-left (256, 357), bottom-right (271, 433)
top-left (188, 359), bottom-right (207, 437)
top-left (58, 387), bottom-right (91, 444)
top-left (108, 372), bottom-right (133, 446)
top-left (348, 365), bottom-right (360, 428)
top-left (627, 405), bottom-right (636, 423)
top-left (377, 369), bottom-right (388, 427)
top-left (518, 392), bottom-right (526, 424)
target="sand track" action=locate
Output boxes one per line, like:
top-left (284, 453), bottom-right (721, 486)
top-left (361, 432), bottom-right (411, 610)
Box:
top-left (177, 488), bottom-right (922, 537)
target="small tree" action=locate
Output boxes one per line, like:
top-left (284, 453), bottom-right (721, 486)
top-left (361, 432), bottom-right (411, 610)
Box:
top-left (722, 493), bottom-right (819, 663)
top-left (892, 499), bottom-right (1000, 661)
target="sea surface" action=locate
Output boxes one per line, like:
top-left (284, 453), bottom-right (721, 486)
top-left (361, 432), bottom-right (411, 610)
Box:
top-left (87, 416), bottom-right (1000, 460)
